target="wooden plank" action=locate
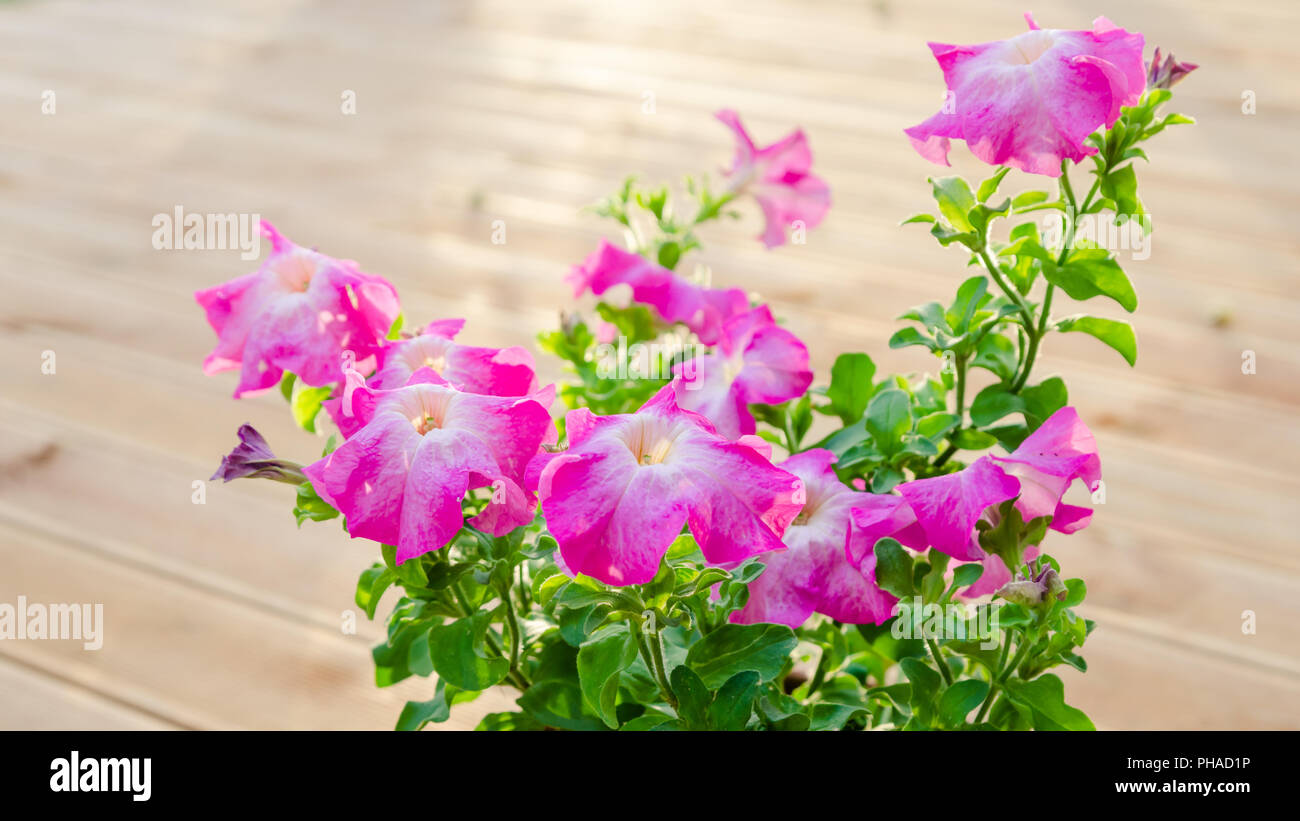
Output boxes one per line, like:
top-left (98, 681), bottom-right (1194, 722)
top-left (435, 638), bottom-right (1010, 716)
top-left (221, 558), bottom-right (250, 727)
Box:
top-left (0, 519), bottom-right (516, 730)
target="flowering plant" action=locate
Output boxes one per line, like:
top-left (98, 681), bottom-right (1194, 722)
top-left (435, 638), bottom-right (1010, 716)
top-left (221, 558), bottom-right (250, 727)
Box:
top-left (199, 15), bottom-right (1194, 731)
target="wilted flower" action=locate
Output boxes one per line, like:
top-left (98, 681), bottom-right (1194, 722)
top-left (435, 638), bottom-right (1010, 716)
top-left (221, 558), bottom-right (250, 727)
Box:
top-left (716, 109), bottom-right (831, 248)
top-left (905, 14), bottom-right (1146, 176)
top-left (535, 385), bottom-right (804, 586)
top-left (731, 449), bottom-right (896, 628)
top-left (210, 424), bottom-right (305, 484)
top-left (671, 305), bottom-right (813, 439)
top-left (195, 221), bottom-right (400, 397)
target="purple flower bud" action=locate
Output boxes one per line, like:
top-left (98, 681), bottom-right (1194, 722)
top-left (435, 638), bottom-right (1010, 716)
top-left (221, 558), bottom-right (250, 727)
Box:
top-left (1146, 47), bottom-right (1198, 90)
top-left (211, 424), bottom-right (306, 484)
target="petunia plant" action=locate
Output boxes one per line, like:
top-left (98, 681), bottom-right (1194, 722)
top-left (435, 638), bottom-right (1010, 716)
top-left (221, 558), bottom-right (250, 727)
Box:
top-left (198, 14), bottom-right (1194, 731)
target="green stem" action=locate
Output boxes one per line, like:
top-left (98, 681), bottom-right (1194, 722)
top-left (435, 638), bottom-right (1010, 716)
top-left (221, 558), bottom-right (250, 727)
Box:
top-left (932, 355), bottom-right (968, 469)
top-left (926, 636), bottom-right (954, 686)
top-left (975, 633), bottom-right (1033, 723)
top-left (632, 618), bottom-right (676, 709)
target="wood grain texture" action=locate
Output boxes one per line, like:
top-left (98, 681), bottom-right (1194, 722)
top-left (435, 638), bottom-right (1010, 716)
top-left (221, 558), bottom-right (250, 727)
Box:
top-left (0, 0), bottom-right (1296, 729)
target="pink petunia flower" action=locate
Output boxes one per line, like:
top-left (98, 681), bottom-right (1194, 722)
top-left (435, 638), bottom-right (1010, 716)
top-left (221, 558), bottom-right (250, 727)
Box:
top-left (567, 240), bottom-right (749, 345)
top-left (371, 319), bottom-right (538, 396)
top-left (195, 221), bottom-right (401, 397)
top-left (535, 385), bottom-right (805, 586)
top-left (670, 305), bottom-right (813, 439)
top-left (905, 14), bottom-right (1146, 177)
top-left (302, 368), bottom-right (556, 564)
top-left (716, 109), bottom-right (831, 248)
top-left (731, 449), bottom-right (897, 629)
top-left (849, 407), bottom-right (1102, 571)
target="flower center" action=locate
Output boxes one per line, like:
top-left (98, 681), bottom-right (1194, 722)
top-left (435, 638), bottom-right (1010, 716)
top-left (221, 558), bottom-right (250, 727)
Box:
top-left (620, 416), bottom-right (686, 466)
top-left (271, 250), bottom-right (318, 292)
top-left (402, 336), bottom-right (451, 375)
top-left (398, 385), bottom-right (454, 436)
top-left (1007, 30), bottom-right (1056, 65)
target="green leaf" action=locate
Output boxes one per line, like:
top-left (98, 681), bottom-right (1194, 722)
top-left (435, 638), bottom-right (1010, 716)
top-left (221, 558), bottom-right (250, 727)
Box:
top-left (888, 327), bottom-right (939, 353)
top-left (900, 657), bottom-right (941, 725)
top-left (293, 481), bottom-right (339, 526)
top-left (355, 564), bottom-right (394, 620)
top-left (946, 276), bottom-right (989, 335)
top-left (669, 665), bottom-right (711, 729)
top-left (1055, 314), bottom-right (1137, 366)
top-left (1021, 377), bottom-right (1068, 429)
top-left (708, 671), bottom-right (761, 730)
top-left (976, 167), bottom-right (1011, 202)
top-left (1099, 164), bottom-right (1146, 233)
top-left (825, 353), bottom-right (876, 424)
top-left (952, 429), bottom-right (997, 450)
top-left (429, 614), bottom-right (509, 691)
top-left (916, 411), bottom-right (959, 439)
top-left (577, 627), bottom-right (639, 728)
top-left (972, 333), bottom-right (1018, 381)
top-left (290, 384), bottom-right (332, 433)
top-left (938, 679), bottom-right (990, 727)
top-left (476, 711), bottom-right (544, 731)
top-left (952, 563), bottom-right (985, 590)
top-left (929, 176), bottom-right (976, 232)
top-left (1043, 248), bottom-right (1138, 313)
top-left (618, 709), bottom-right (677, 731)
top-left (396, 678), bottom-right (466, 731)
top-left (1002, 674), bottom-right (1095, 730)
top-left (901, 213), bottom-right (936, 225)
top-left (279, 371), bottom-right (296, 402)
top-left (517, 680), bottom-right (607, 731)
top-left (873, 538), bottom-right (914, 599)
top-left (386, 313), bottom-right (405, 340)
top-left (865, 389), bottom-right (912, 452)
top-left (969, 384), bottom-right (1024, 427)
top-left (809, 702), bottom-right (870, 731)
top-left (685, 623), bottom-right (797, 689)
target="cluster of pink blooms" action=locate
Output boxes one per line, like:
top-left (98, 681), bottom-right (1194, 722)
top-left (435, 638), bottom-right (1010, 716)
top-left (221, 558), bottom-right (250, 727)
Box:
top-left (198, 13), bottom-right (1149, 627)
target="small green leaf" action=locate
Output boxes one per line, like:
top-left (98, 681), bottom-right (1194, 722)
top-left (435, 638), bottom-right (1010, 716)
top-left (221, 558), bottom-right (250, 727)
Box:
top-left (707, 671), bottom-right (761, 730)
top-left (293, 481), bottom-right (339, 526)
top-left (825, 353), bottom-right (877, 424)
top-left (577, 627), bottom-right (639, 728)
top-left (517, 680), bottom-right (607, 731)
top-left (873, 538), bottom-right (914, 599)
top-left (685, 623), bottom-right (797, 689)
top-left (976, 167), bottom-right (1011, 202)
top-left (952, 563), bottom-right (985, 590)
top-left (929, 176), bottom-right (976, 231)
top-left (970, 385), bottom-right (1025, 426)
top-left (290, 384), bottom-right (333, 434)
top-left (429, 614), bottom-right (509, 691)
top-left (1043, 248), bottom-right (1138, 313)
top-left (1055, 314), bottom-right (1137, 366)
top-left (888, 327), bottom-right (939, 353)
top-left (669, 665), bottom-right (711, 729)
top-left (1002, 674), bottom-right (1095, 730)
top-left (865, 389), bottom-right (912, 452)
top-left (355, 564), bottom-right (394, 620)
top-left (938, 679), bottom-right (989, 727)
top-left (952, 428), bottom-right (998, 450)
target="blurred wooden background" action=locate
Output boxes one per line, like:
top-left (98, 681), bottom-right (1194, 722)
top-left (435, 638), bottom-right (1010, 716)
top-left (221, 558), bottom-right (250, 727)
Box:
top-left (0, 0), bottom-right (1297, 730)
